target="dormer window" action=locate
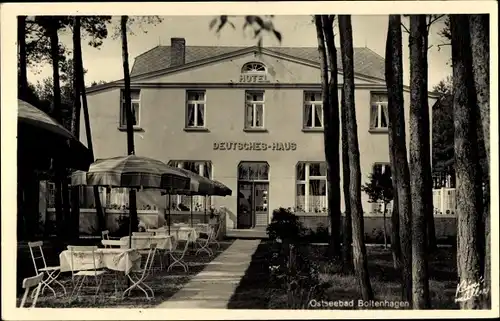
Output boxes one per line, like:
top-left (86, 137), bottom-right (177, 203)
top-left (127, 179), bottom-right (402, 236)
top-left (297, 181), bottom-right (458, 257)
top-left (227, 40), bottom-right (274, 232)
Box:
top-left (242, 62), bottom-right (267, 74)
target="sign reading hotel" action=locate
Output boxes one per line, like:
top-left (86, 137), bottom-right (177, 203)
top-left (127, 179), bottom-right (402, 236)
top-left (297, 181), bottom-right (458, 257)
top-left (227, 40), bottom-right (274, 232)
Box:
top-left (213, 142), bottom-right (297, 151)
top-left (239, 74), bottom-right (270, 83)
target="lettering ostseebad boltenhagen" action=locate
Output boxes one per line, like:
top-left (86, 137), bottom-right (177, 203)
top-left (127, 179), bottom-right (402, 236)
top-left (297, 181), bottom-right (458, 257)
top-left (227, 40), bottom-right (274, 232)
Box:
top-left (213, 142), bottom-right (297, 151)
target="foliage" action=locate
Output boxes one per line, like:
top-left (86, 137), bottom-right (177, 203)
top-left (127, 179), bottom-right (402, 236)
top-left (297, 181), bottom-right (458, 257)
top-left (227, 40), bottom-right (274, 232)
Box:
top-left (115, 214), bottom-right (138, 237)
top-left (361, 170), bottom-right (394, 206)
top-left (209, 15), bottom-right (282, 48)
top-left (432, 80), bottom-right (488, 181)
top-left (302, 223), bottom-right (330, 243)
top-left (266, 207), bottom-right (305, 244)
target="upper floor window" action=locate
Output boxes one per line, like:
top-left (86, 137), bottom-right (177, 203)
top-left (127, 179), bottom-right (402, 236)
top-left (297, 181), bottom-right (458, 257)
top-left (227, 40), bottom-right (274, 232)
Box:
top-left (120, 89), bottom-right (140, 128)
top-left (304, 92), bottom-right (323, 129)
top-left (370, 93), bottom-right (388, 131)
top-left (242, 62), bottom-right (267, 74)
top-left (245, 91), bottom-right (265, 129)
top-left (186, 91), bottom-right (206, 128)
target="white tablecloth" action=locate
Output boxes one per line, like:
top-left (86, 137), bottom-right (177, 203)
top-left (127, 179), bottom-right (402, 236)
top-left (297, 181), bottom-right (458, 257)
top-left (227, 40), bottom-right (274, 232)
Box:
top-left (151, 227), bottom-right (199, 243)
top-left (59, 248), bottom-right (141, 275)
top-left (119, 235), bottom-right (174, 250)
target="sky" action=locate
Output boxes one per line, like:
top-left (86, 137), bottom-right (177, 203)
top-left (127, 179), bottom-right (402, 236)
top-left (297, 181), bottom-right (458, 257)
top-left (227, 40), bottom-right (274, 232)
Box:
top-left (27, 15), bottom-right (452, 90)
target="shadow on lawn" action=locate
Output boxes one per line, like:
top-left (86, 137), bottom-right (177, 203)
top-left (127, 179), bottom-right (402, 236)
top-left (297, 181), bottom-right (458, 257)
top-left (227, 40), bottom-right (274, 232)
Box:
top-left (227, 242), bottom-right (272, 309)
top-left (227, 242), bottom-right (458, 309)
top-left (16, 239), bottom-right (234, 308)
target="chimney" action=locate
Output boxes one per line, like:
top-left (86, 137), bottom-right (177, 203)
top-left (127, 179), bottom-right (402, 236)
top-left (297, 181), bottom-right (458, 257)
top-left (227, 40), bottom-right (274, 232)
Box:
top-left (170, 38), bottom-right (186, 67)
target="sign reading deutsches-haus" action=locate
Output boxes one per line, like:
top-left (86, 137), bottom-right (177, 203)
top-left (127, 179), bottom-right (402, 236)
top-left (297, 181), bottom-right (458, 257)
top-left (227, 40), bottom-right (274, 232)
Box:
top-left (213, 141), bottom-right (296, 151)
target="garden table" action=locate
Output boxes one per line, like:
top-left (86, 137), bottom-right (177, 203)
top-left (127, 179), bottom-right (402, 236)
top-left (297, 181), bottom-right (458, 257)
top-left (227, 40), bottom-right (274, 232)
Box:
top-left (102, 239), bottom-right (125, 248)
top-left (59, 248), bottom-right (141, 276)
top-left (119, 235), bottom-right (175, 251)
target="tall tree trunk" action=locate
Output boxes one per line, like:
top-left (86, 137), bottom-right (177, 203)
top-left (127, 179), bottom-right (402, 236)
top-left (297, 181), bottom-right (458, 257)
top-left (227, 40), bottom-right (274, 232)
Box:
top-left (18, 15), bottom-right (28, 101)
top-left (422, 18), bottom-right (437, 252)
top-left (469, 14), bottom-right (490, 309)
top-left (70, 16), bottom-right (82, 242)
top-left (382, 203), bottom-right (388, 249)
top-left (321, 15), bottom-right (342, 259)
top-left (341, 90), bottom-right (353, 272)
top-left (338, 15), bottom-right (374, 300)
top-left (384, 14), bottom-right (412, 303)
top-left (450, 14), bottom-right (484, 310)
top-left (48, 21), bottom-right (67, 242)
top-left (409, 15), bottom-right (431, 309)
top-left (121, 15), bottom-right (138, 234)
top-left (72, 16), bottom-right (107, 232)
top-left (390, 189), bottom-right (401, 269)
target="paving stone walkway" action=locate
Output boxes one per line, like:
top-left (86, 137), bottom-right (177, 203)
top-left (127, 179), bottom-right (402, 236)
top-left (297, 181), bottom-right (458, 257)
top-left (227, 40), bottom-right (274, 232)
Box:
top-left (156, 239), bottom-right (261, 309)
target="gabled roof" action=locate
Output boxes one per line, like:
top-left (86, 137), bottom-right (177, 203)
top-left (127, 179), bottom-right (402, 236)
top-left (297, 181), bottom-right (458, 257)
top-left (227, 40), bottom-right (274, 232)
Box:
top-left (130, 45), bottom-right (386, 81)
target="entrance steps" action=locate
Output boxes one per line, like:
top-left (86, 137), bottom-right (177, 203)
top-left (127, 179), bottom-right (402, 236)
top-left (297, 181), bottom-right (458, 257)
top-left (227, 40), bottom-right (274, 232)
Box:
top-left (226, 228), bottom-right (268, 239)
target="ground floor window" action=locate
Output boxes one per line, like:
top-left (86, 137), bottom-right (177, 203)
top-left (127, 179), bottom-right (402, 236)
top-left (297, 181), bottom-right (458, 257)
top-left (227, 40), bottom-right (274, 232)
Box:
top-left (295, 162), bottom-right (328, 213)
top-left (369, 163), bottom-right (393, 214)
top-left (167, 160), bottom-right (213, 212)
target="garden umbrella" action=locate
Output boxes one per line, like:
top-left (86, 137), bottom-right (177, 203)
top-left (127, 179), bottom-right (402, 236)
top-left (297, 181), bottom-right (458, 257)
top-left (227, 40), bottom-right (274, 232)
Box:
top-left (212, 180), bottom-right (232, 197)
top-left (18, 99), bottom-right (93, 171)
top-left (78, 155), bottom-right (191, 248)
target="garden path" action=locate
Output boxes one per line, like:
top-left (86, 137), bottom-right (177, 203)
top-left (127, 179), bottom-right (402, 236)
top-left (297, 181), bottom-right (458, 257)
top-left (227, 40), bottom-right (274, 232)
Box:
top-left (156, 239), bottom-right (261, 309)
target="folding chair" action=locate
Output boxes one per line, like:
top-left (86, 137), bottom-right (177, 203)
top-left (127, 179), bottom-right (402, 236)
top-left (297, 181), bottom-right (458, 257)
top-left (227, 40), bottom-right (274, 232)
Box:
top-left (208, 221), bottom-right (222, 250)
top-left (102, 230), bottom-right (121, 248)
top-left (149, 236), bottom-right (172, 272)
top-left (195, 226), bottom-right (214, 256)
top-left (122, 244), bottom-right (157, 300)
top-left (69, 246), bottom-right (106, 303)
top-left (19, 273), bottom-right (44, 308)
top-left (167, 230), bottom-right (192, 273)
top-left (28, 241), bottom-right (66, 298)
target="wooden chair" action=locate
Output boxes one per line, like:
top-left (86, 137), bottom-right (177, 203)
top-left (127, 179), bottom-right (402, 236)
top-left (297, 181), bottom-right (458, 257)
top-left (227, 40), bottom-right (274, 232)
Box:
top-left (19, 273), bottom-right (44, 308)
top-left (28, 241), bottom-right (66, 298)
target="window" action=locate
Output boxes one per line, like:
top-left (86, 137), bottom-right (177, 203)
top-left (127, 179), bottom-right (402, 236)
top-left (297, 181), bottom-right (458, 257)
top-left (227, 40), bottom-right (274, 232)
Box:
top-left (120, 89), bottom-right (140, 128)
top-left (242, 62), bottom-right (266, 73)
top-left (238, 162), bottom-right (269, 181)
top-left (186, 91), bottom-right (206, 128)
top-left (370, 163), bottom-right (393, 213)
top-left (370, 93), bottom-right (388, 130)
top-left (245, 91), bottom-right (265, 129)
top-left (167, 160), bottom-right (213, 212)
top-left (303, 92), bottom-right (323, 129)
top-left (295, 162), bottom-right (328, 213)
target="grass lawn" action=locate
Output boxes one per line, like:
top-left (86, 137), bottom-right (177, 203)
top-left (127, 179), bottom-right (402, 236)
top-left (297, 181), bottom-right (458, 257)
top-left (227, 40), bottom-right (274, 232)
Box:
top-left (16, 239), bottom-right (234, 308)
top-left (228, 242), bottom-right (458, 309)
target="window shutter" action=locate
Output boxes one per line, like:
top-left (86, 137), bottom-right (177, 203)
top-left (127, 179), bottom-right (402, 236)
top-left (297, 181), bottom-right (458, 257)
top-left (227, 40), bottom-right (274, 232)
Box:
top-left (370, 104), bottom-right (378, 128)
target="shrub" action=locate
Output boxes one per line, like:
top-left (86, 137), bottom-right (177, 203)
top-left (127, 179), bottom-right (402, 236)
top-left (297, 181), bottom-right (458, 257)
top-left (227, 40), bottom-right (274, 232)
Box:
top-left (266, 207), bottom-right (305, 244)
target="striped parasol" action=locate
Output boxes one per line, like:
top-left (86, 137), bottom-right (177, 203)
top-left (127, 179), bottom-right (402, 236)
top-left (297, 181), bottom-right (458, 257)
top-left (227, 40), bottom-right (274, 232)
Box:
top-left (212, 180), bottom-right (232, 196)
top-left (84, 155), bottom-right (191, 191)
top-left (18, 99), bottom-right (93, 171)
top-left (18, 99), bottom-right (74, 139)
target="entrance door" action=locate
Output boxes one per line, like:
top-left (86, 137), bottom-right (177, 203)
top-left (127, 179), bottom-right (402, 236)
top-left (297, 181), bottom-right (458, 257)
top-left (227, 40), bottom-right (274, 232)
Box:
top-left (237, 162), bottom-right (269, 229)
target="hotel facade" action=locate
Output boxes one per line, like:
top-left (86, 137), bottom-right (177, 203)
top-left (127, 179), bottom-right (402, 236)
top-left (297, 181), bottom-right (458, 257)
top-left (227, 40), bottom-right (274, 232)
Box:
top-left (83, 38), bottom-right (437, 232)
